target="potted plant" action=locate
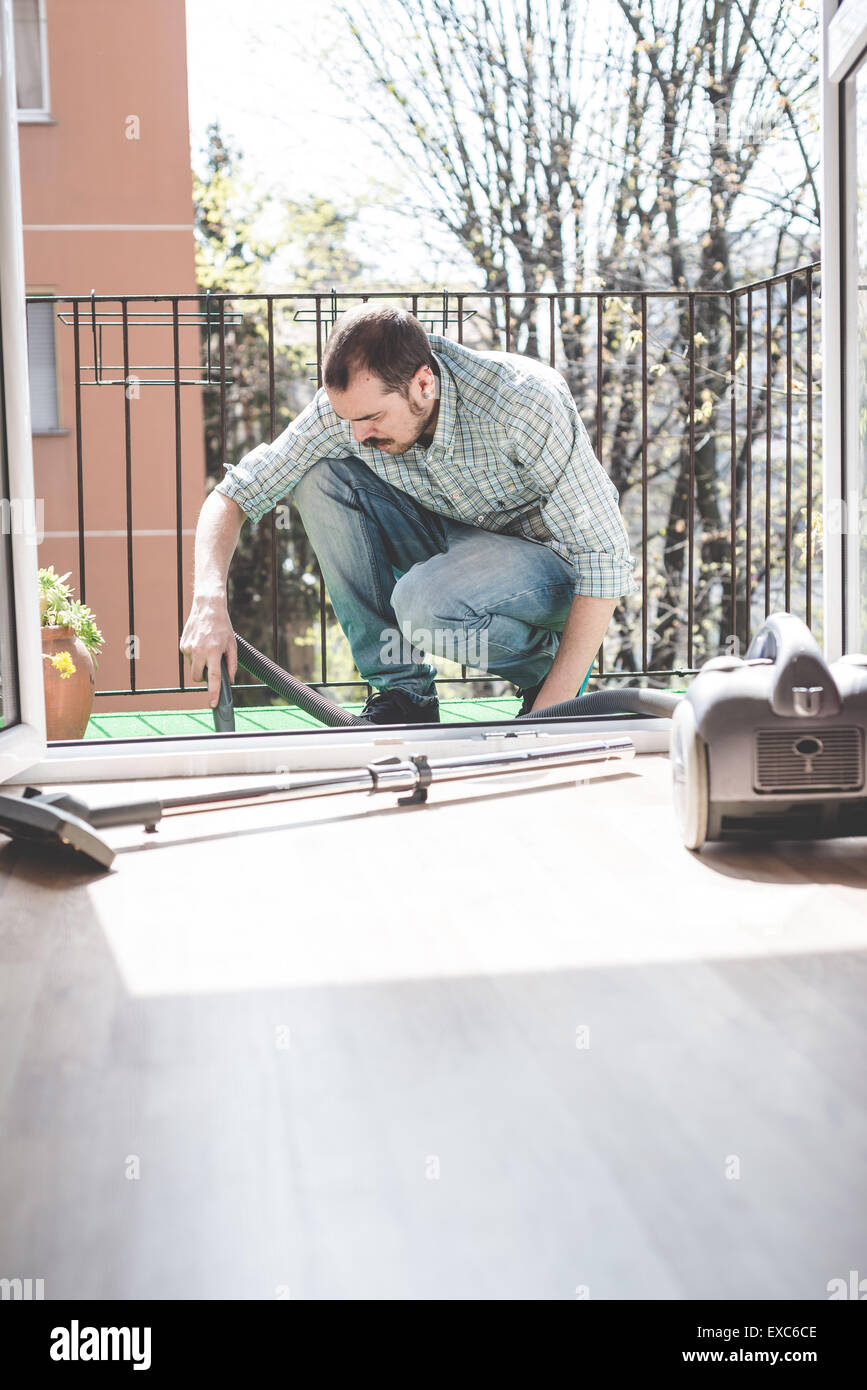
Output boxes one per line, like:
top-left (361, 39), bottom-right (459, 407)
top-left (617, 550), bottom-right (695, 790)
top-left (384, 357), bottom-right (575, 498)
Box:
top-left (39, 566), bottom-right (105, 740)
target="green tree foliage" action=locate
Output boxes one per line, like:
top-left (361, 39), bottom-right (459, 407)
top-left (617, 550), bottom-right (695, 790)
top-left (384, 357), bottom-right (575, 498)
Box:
top-left (193, 124), bottom-right (368, 697)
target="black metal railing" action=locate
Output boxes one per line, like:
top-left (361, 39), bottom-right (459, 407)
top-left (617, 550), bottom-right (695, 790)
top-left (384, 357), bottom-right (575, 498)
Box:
top-left (34, 264), bottom-right (821, 703)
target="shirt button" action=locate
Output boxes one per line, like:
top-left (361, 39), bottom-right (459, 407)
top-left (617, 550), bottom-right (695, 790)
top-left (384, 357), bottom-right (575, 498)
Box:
top-left (477, 514), bottom-right (485, 522)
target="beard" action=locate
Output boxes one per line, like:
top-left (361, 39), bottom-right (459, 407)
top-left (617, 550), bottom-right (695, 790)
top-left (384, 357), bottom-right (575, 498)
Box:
top-left (368, 397), bottom-right (438, 453)
top-left (406, 396), bottom-right (439, 445)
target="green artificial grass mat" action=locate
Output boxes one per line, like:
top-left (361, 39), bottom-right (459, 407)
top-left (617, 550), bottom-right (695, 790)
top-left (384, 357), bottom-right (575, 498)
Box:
top-left (84, 695), bottom-right (524, 740)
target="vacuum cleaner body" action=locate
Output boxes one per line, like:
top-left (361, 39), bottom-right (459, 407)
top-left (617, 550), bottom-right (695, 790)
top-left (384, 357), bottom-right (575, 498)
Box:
top-left (671, 613), bottom-right (867, 848)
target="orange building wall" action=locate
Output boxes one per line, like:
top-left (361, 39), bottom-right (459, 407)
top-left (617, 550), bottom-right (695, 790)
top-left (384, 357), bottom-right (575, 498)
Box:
top-left (19, 0), bottom-right (208, 714)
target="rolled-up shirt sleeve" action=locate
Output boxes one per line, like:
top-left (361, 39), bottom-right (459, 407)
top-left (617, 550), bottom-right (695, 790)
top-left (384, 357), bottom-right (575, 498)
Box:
top-left (214, 389), bottom-right (352, 525)
top-left (512, 379), bottom-right (639, 599)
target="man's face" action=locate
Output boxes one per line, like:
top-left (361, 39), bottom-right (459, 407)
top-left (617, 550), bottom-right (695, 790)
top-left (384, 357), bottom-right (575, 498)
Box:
top-left (326, 365), bottom-right (437, 455)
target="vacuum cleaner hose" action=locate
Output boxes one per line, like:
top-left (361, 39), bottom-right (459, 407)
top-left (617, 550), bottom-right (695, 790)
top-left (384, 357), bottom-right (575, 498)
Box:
top-left (233, 633), bottom-right (682, 727)
top-left (234, 633), bottom-right (370, 727)
top-left (516, 688), bottom-right (682, 720)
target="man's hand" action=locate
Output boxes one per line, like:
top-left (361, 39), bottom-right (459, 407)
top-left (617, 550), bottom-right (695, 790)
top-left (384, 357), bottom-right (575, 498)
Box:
top-left (180, 491), bottom-right (246, 707)
top-left (180, 595), bottom-right (238, 709)
top-left (528, 594), bottom-right (618, 711)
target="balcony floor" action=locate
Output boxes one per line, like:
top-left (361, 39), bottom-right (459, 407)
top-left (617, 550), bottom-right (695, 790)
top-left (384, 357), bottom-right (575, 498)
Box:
top-left (85, 694), bottom-right (524, 738)
top-left (1, 752), bottom-right (866, 1298)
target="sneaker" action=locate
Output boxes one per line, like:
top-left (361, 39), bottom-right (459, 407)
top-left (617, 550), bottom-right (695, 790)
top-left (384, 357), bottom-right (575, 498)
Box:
top-left (515, 679), bottom-right (545, 717)
top-left (360, 688), bottom-right (440, 725)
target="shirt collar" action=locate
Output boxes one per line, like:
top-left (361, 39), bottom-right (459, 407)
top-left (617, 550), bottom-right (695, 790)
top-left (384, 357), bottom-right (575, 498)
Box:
top-left (424, 351), bottom-right (457, 459)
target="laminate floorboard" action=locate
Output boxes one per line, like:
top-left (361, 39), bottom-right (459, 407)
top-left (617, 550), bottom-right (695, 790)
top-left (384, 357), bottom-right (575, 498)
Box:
top-left (0, 755), bottom-right (865, 1298)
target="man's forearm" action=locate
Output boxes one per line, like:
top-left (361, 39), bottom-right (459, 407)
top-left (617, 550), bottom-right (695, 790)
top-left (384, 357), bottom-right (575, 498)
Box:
top-left (179, 490), bottom-right (246, 698)
top-left (532, 593), bottom-right (618, 710)
top-left (193, 490), bottom-right (246, 598)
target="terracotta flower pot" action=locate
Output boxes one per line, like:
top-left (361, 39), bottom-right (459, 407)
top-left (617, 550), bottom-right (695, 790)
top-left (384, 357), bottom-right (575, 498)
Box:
top-left (41, 625), bottom-right (96, 740)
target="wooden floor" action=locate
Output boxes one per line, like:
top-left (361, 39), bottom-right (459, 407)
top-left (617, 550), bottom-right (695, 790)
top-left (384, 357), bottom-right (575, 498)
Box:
top-left (1, 752), bottom-right (866, 1299)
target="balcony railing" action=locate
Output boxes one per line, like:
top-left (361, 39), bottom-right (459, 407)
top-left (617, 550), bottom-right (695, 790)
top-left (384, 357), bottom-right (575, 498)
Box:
top-left (33, 264), bottom-right (821, 705)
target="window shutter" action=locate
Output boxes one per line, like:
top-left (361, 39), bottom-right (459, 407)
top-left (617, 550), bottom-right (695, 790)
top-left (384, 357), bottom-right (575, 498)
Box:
top-left (26, 300), bottom-right (59, 432)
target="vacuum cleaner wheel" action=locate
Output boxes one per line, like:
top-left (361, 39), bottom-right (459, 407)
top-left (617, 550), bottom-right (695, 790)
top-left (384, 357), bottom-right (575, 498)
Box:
top-left (670, 700), bottom-right (709, 850)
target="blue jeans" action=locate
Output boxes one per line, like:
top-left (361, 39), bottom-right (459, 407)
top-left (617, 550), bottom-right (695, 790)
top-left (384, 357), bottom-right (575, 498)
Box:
top-left (292, 455), bottom-right (575, 706)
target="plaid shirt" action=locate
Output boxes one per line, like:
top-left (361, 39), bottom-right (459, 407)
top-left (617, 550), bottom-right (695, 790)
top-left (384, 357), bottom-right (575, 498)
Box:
top-left (215, 333), bottom-right (639, 599)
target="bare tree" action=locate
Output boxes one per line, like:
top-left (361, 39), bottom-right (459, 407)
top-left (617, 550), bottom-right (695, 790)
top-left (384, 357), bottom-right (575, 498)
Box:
top-left (338, 0), bottom-right (820, 678)
top-left (613, 0), bottom-right (818, 666)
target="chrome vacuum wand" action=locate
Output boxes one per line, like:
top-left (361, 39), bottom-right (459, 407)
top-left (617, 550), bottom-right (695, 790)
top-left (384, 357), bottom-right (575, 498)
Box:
top-left (0, 736), bottom-right (635, 872)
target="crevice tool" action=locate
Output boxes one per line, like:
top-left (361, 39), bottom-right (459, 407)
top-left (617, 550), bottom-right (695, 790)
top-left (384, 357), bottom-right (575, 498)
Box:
top-left (203, 653), bottom-right (235, 733)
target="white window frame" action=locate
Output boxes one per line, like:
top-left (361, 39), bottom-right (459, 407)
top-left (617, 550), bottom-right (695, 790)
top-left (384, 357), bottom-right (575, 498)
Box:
top-left (822, 0), bottom-right (867, 659)
top-left (0, 0), bottom-right (46, 782)
top-left (13, 0), bottom-right (51, 123)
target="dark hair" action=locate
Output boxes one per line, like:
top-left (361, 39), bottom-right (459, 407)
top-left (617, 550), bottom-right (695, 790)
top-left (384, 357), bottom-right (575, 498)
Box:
top-left (322, 304), bottom-right (435, 396)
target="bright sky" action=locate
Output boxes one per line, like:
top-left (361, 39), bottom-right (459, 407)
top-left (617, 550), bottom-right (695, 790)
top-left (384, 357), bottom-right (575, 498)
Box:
top-left (184, 0), bottom-right (468, 284)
